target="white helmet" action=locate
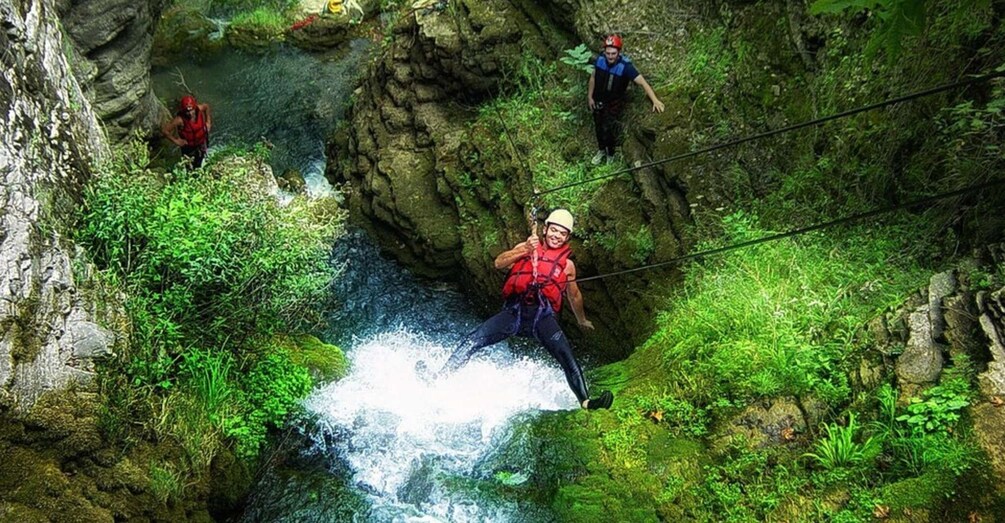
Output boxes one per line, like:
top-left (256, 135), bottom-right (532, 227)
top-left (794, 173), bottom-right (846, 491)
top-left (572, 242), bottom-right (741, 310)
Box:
top-left (545, 209), bottom-right (574, 234)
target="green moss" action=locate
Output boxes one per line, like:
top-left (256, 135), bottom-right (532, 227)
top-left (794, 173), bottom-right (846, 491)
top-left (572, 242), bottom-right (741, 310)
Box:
top-left (880, 470), bottom-right (954, 512)
top-left (274, 334), bottom-right (350, 383)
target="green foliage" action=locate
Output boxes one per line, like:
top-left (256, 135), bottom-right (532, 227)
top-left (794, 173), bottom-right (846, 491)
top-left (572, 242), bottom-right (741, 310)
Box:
top-left (559, 44), bottom-right (594, 75)
top-left (631, 391), bottom-right (710, 437)
top-left (810, 0), bottom-right (991, 59)
top-left (804, 413), bottom-right (880, 471)
top-left (179, 348), bottom-right (235, 423)
top-left (676, 27), bottom-right (733, 94)
top-left (82, 144), bottom-right (344, 472)
top-left (686, 439), bottom-right (808, 522)
top-left (642, 211), bottom-right (925, 414)
top-left (149, 462), bottom-right (185, 504)
top-left (228, 348), bottom-right (313, 458)
top-left (895, 378), bottom-right (971, 434)
top-left (80, 150), bottom-right (341, 354)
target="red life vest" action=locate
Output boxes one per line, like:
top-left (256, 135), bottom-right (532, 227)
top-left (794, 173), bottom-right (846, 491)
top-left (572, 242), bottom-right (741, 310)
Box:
top-left (178, 108), bottom-right (208, 147)
top-left (502, 244), bottom-right (572, 312)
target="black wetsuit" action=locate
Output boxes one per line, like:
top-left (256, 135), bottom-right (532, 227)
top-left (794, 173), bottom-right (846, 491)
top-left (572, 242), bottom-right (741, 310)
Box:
top-left (592, 54), bottom-right (639, 157)
top-left (441, 298), bottom-right (589, 403)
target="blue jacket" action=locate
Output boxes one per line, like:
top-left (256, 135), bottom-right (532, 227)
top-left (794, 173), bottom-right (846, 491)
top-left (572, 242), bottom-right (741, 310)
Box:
top-left (593, 55), bottom-right (639, 103)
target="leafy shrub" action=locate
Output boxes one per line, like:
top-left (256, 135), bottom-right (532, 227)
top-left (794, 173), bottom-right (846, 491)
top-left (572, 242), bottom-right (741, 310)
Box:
top-left (896, 377), bottom-right (971, 434)
top-left (227, 348), bottom-right (313, 458)
top-left (804, 413), bottom-right (880, 471)
top-left (80, 150), bottom-right (342, 355)
top-left (560, 44), bottom-right (594, 75)
top-left (81, 144), bottom-right (344, 467)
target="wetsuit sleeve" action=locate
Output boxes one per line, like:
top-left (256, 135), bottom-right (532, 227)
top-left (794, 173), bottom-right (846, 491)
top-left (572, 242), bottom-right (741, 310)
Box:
top-left (623, 61), bottom-right (640, 81)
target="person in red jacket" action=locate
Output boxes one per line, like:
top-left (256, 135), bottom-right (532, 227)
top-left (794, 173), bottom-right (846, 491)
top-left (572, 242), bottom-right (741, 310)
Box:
top-left (421, 209), bottom-right (614, 410)
top-left (162, 95), bottom-right (212, 169)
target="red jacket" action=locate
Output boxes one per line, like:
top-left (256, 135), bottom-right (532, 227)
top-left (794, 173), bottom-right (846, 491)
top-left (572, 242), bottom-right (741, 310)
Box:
top-left (178, 108), bottom-right (208, 147)
top-left (502, 244), bottom-right (571, 311)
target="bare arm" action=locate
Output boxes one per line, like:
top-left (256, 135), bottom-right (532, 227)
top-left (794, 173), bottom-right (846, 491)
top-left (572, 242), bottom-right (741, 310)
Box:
top-left (565, 260), bottom-right (593, 330)
top-left (587, 70), bottom-right (596, 110)
top-left (633, 74), bottom-right (665, 113)
top-left (162, 116), bottom-right (186, 147)
top-left (494, 234), bottom-right (538, 270)
top-left (201, 103), bottom-right (212, 133)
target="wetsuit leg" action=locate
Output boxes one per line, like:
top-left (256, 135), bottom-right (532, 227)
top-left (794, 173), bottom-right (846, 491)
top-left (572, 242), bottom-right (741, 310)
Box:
top-left (593, 107), bottom-right (606, 152)
top-left (594, 103), bottom-right (624, 157)
top-left (534, 314), bottom-right (589, 403)
top-left (440, 308), bottom-right (518, 375)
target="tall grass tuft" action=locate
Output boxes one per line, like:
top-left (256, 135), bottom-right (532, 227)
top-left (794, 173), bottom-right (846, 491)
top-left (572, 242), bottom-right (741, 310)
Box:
top-left (804, 413), bottom-right (880, 470)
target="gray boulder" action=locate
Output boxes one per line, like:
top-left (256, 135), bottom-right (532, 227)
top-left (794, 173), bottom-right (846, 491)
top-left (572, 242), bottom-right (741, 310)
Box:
top-left (895, 305), bottom-right (944, 386)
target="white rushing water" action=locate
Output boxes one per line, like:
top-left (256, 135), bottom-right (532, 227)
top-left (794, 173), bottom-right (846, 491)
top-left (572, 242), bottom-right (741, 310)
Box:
top-left (305, 326), bottom-right (577, 521)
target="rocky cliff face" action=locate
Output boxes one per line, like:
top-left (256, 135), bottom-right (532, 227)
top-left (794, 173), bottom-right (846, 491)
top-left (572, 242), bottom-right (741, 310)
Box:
top-left (330, 0), bottom-right (572, 277)
top-left (1, 0), bottom-right (124, 411)
top-left (57, 0), bottom-right (165, 142)
top-left (329, 0), bottom-right (715, 357)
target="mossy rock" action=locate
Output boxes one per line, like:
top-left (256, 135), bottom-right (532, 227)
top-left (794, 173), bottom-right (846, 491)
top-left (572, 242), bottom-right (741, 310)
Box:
top-left (272, 334), bottom-right (349, 383)
top-left (286, 14), bottom-right (351, 52)
top-left (474, 409), bottom-right (706, 521)
top-left (152, 6), bottom-right (226, 67)
top-left (227, 20), bottom-right (287, 53)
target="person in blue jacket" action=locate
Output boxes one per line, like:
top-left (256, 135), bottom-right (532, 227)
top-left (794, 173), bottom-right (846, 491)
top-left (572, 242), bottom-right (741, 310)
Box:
top-left (587, 34), bottom-right (665, 165)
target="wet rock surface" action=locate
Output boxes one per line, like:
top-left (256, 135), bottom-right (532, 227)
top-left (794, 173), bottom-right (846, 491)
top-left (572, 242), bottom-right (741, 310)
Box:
top-left (59, 0), bottom-right (165, 142)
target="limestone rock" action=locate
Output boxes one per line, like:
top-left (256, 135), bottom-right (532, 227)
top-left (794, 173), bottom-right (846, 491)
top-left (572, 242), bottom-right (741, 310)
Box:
top-left (2, 0), bottom-right (125, 411)
top-left (64, 320), bottom-right (115, 359)
top-left (895, 305), bottom-right (943, 385)
top-left (61, 0), bottom-right (163, 142)
top-left (927, 270), bottom-right (956, 342)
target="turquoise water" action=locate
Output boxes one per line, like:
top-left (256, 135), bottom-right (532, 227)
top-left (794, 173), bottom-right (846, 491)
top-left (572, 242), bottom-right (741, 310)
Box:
top-left (152, 40), bottom-right (370, 192)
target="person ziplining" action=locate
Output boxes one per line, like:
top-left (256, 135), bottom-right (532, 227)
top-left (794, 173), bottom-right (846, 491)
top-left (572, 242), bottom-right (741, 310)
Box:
top-left (419, 209), bottom-right (614, 410)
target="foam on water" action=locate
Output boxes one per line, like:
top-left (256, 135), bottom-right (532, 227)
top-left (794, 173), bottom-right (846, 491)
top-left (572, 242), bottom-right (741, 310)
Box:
top-left (306, 327), bottom-right (577, 519)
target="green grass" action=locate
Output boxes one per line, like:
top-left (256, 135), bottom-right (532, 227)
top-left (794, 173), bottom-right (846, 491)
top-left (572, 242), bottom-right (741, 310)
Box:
top-left (640, 211), bottom-right (926, 413)
top-left (230, 6), bottom-right (288, 37)
top-left (79, 142), bottom-right (347, 485)
top-left (804, 413), bottom-right (880, 471)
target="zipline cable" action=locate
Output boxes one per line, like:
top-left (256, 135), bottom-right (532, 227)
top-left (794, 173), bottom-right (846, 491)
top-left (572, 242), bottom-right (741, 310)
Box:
top-left (587, 177), bottom-right (1004, 388)
top-left (533, 69), bottom-right (1005, 199)
top-left (571, 177), bottom-right (1005, 285)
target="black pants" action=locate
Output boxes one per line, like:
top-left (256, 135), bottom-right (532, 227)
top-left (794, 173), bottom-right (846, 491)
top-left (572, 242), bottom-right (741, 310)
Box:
top-left (593, 100), bottom-right (625, 157)
top-left (441, 301), bottom-right (590, 403)
top-left (181, 141), bottom-right (208, 169)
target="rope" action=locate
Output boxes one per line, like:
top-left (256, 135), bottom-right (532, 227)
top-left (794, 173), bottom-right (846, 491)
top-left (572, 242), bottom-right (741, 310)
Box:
top-left (533, 70), bottom-right (1005, 199)
top-left (571, 177), bottom-right (1004, 285)
top-left (586, 177), bottom-right (1003, 388)
top-left (491, 95), bottom-right (542, 277)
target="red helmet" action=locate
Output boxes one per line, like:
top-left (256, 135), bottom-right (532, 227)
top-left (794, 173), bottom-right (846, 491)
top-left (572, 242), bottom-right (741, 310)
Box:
top-left (180, 95), bottom-right (197, 110)
top-left (603, 34), bottom-right (622, 50)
